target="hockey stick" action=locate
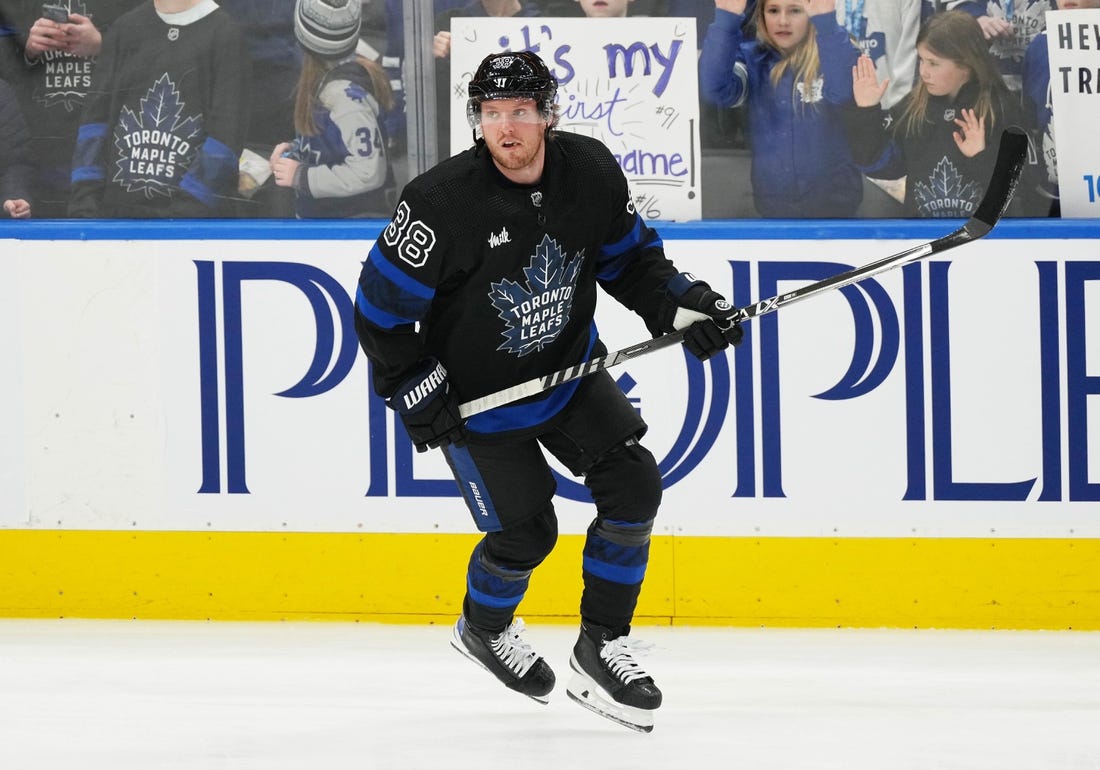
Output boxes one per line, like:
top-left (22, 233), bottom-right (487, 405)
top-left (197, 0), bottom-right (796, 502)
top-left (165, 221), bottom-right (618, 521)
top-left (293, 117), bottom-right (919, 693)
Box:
top-left (458, 127), bottom-right (1028, 419)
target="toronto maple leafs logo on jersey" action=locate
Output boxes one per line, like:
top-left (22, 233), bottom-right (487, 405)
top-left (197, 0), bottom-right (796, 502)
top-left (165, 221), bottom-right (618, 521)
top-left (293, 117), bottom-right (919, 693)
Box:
top-left (489, 234), bottom-right (584, 357)
top-left (113, 74), bottom-right (202, 198)
top-left (912, 157), bottom-right (982, 218)
top-left (795, 76), bottom-right (825, 104)
top-left (32, 0), bottom-right (93, 111)
top-left (988, 0), bottom-right (1045, 64)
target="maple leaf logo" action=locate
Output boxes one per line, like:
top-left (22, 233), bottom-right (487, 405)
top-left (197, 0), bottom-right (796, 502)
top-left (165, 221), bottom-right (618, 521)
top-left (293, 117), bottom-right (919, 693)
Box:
top-left (489, 234), bottom-right (584, 357)
top-left (988, 1), bottom-right (1043, 63)
top-left (912, 156), bottom-right (982, 218)
top-left (113, 73), bottom-right (203, 198)
top-left (796, 75), bottom-right (825, 104)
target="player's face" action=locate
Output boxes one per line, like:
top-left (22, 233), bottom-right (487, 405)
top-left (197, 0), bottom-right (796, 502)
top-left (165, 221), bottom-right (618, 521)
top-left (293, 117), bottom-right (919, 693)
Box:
top-left (578, 0), bottom-right (632, 17)
top-left (762, 0), bottom-right (810, 52)
top-left (917, 44), bottom-right (972, 99)
top-left (479, 98), bottom-right (547, 183)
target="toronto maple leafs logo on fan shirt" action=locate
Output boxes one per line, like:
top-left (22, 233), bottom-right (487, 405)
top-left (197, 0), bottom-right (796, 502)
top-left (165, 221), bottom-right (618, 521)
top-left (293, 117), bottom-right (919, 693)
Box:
top-left (113, 74), bottom-right (202, 198)
top-left (912, 157), bottom-right (982, 218)
top-left (489, 234), bottom-right (583, 357)
top-left (32, 0), bottom-right (94, 111)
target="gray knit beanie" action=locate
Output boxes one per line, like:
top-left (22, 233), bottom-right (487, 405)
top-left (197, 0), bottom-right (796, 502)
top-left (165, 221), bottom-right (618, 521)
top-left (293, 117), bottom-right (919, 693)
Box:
top-left (294, 0), bottom-right (362, 59)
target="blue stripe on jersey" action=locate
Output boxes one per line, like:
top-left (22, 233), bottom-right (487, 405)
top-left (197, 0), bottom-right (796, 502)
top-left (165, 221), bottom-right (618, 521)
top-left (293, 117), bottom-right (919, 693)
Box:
top-left (355, 244), bottom-right (434, 328)
top-left (71, 123), bottom-right (108, 182)
top-left (596, 214), bottom-right (664, 282)
top-left (465, 325), bottom-right (597, 434)
top-left (444, 444), bottom-right (502, 532)
top-left (180, 137), bottom-right (238, 208)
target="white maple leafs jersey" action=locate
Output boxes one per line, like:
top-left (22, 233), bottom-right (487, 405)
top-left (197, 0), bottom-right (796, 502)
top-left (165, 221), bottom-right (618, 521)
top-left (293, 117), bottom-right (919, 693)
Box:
top-left (354, 132), bottom-right (680, 436)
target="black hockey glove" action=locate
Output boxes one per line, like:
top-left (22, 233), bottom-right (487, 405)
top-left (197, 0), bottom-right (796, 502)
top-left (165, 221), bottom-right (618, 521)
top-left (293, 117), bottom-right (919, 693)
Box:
top-left (660, 273), bottom-right (743, 362)
top-left (388, 358), bottom-right (466, 453)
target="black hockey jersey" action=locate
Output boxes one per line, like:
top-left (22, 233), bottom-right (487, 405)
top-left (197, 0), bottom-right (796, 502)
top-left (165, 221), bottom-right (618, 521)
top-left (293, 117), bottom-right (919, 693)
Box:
top-left (354, 131), bottom-right (680, 437)
top-left (69, 0), bottom-right (248, 217)
top-left (845, 80), bottom-right (1024, 218)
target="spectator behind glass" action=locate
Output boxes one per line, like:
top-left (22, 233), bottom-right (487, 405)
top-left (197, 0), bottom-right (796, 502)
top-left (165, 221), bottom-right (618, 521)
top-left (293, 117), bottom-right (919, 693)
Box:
top-left (699, 0), bottom-right (864, 217)
top-left (432, 1), bottom-right (541, 158)
top-left (269, 0), bottom-right (396, 218)
top-left (1, 76), bottom-right (33, 218)
top-left (845, 10), bottom-right (1026, 217)
top-left (943, 0), bottom-right (1054, 91)
top-left (69, 0), bottom-right (249, 217)
top-left (1020, 0), bottom-right (1099, 217)
top-left (219, 0), bottom-right (302, 217)
top-left (13, 0), bottom-right (143, 217)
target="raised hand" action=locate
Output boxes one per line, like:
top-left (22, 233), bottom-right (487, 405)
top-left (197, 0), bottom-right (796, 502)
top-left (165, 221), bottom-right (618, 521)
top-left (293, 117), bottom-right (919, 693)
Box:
top-left (806, 0), bottom-right (837, 17)
top-left (952, 108), bottom-right (986, 157)
top-left (852, 55), bottom-right (888, 108)
top-left (715, 0), bottom-right (748, 14)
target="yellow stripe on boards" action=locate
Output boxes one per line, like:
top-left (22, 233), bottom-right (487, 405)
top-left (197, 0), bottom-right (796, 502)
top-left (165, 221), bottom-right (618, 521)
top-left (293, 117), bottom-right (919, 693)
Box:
top-left (0, 531), bottom-right (1096, 629)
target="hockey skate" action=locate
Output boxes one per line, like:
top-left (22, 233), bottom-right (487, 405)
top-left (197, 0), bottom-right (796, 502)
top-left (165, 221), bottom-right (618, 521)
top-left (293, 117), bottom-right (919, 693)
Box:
top-left (451, 615), bottom-right (555, 703)
top-left (566, 622), bottom-right (662, 733)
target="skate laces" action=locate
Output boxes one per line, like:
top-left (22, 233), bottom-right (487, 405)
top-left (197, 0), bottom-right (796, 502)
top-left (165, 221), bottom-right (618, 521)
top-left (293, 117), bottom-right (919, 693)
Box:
top-left (489, 618), bottom-right (540, 678)
top-left (599, 636), bottom-right (654, 684)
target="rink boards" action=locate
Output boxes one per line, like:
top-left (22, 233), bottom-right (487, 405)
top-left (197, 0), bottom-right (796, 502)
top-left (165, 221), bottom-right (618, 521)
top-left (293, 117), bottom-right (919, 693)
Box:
top-left (1, 219), bottom-right (1098, 629)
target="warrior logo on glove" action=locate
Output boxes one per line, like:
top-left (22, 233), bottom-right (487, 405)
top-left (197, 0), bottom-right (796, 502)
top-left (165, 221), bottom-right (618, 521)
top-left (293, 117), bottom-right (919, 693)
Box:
top-left (402, 361), bottom-right (448, 412)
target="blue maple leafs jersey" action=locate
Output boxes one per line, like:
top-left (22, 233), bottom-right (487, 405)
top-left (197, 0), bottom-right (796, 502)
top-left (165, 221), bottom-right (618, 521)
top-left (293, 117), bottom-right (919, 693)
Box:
top-left (354, 132), bottom-right (681, 437)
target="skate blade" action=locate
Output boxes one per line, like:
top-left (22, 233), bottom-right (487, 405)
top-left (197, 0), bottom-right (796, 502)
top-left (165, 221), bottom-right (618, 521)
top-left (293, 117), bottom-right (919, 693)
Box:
top-left (565, 672), bottom-right (655, 733)
top-left (449, 633), bottom-right (550, 705)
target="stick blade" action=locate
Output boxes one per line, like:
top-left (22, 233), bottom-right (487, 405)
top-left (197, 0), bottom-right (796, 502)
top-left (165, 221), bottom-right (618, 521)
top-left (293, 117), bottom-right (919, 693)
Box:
top-left (971, 126), bottom-right (1029, 232)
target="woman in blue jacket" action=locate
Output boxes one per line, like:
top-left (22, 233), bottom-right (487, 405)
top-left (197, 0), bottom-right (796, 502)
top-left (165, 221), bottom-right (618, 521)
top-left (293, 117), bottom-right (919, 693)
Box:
top-left (699, 0), bottom-right (863, 218)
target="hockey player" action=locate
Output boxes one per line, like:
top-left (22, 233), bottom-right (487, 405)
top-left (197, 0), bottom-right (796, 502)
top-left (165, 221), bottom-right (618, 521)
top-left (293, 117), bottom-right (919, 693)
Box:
top-left (353, 51), bottom-right (743, 733)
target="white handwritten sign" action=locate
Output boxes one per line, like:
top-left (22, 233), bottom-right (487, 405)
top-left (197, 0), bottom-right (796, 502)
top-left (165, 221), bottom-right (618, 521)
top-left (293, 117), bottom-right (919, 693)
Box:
top-left (1046, 8), bottom-right (1100, 218)
top-left (449, 17), bottom-right (701, 221)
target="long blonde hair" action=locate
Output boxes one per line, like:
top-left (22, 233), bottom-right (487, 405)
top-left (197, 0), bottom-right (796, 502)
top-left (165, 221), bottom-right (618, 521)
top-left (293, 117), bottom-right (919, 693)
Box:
top-left (293, 53), bottom-right (395, 137)
top-left (897, 11), bottom-right (1009, 139)
top-left (753, 0), bottom-right (821, 103)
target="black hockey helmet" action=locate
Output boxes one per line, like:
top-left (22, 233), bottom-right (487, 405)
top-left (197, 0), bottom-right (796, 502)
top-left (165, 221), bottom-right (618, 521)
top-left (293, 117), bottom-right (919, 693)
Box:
top-left (466, 51), bottom-right (558, 130)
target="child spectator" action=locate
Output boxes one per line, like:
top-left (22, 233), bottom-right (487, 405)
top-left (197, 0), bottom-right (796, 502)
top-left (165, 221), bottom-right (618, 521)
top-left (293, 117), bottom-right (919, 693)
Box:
top-left (699, 0), bottom-right (864, 217)
top-left (1, 76), bottom-right (33, 218)
top-left (69, 0), bottom-right (249, 218)
top-left (845, 10), bottom-right (1024, 217)
top-left (12, 0), bottom-right (143, 217)
top-left (268, 0), bottom-right (396, 218)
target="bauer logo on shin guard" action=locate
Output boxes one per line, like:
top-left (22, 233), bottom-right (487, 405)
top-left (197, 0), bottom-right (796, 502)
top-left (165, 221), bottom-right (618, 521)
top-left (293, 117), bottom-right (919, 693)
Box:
top-left (400, 362), bottom-right (448, 413)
